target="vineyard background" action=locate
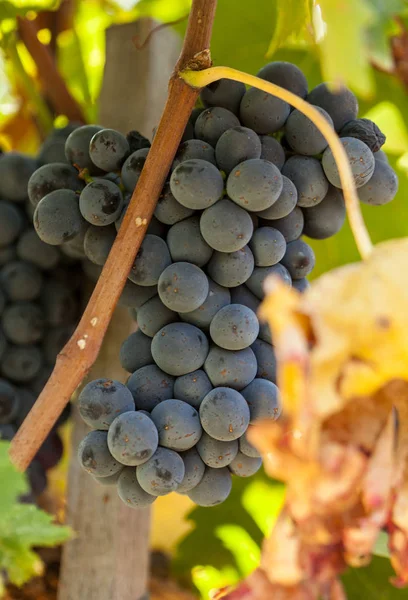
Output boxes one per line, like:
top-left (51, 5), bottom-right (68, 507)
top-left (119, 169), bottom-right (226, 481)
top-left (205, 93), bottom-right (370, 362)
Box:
top-left (1, 0), bottom-right (408, 598)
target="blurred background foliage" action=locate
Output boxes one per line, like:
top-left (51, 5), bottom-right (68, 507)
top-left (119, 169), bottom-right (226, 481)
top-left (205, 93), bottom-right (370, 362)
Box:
top-left (1, 0), bottom-right (408, 598)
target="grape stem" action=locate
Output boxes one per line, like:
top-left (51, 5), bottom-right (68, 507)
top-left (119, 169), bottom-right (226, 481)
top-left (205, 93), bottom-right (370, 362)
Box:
top-left (9, 0), bottom-right (217, 472)
top-left (180, 66), bottom-right (373, 261)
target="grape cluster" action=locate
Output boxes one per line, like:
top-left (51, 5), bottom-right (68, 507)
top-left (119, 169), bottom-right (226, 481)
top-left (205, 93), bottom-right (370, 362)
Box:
top-left (0, 129), bottom-right (83, 497)
top-left (31, 61), bottom-right (396, 508)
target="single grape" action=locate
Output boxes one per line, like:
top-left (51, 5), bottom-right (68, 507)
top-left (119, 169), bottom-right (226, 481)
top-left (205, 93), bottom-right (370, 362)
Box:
top-left (357, 160), bottom-right (398, 206)
top-left (137, 447), bottom-right (185, 496)
top-left (190, 107), bottom-right (204, 126)
top-left (194, 107), bottom-right (240, 146)
top-left (285, 106), bottom-right (334, 155)
top-left (120, 148), bottom-right (149, 193)
top-left (204, 346), bottom-right (257, 390)
top-left (251, 339), bottom-right (276, 382)
top-left (230, 285), bottom-right (260, 314)
top-left (0, 202), bottom-right (24, 247)
top-left (282, 156), bottom-right (329, 207)
top-left (200, 79), bottom-right (246, 114)
top-left (151, 322), bottom-right (209, 376)
top-left (0, 379), bottom-right (20, 424)
top-left (199, 387), bottom-right (249, 441)
top-left (154, 183), bottom-right (194, 225)
top-left (126, 364), bottom-right (175, 411)
top-left (158, 262), bottom-right (209, 313)
top-left (177, 447), bottom-right (206, 493)
top-left (120, 330), bottom-right (153, 373)
top-left (242, 378), bottom-right (281, 422)
top-left (78, 430), bottom-right (123, 477)
top-left (227, 159), bottom-right (283, 212)
top-left (256, 176), bottom-right (297, 221)
top-left (89, 128), bottom-right (130, 172)
top-left (172, 139), bottom-right (216, 170)
top-left (93, 470), bottom-right (123, 486)
top-left (0, 424), bottom-right (16, 440)
top-left (84, 224), bottom-right (116, 265)
top-left (42, 325), bottom-right (74, 363)
top-left (292, 278), bottom-right (310, 293)
top-left (1, 261), bottom-right (43, 302)
top-left (322, 137), bottom-right (375, 189)
top-left (16, 229), bottom-right (60, 270)
top-left (28, 163), bottom-right (84, 208)
top-left (118, 281), bottom-right (157, 309)
top-left (137, 295), bottom-right (178, 337)
top-left (181, 279), bottom-right (231, 329)
top-left (27, 460), bottom-right (48, 497)
top-left (210, 304), bottom-right (259, 350)
top-left (270, 206), bottom-right (304, 242)
top-left (302, 185), bottom-right (345, 240)
top-left (215, 126), bottom-right (261, 174)
top-left (108, 411), bottom-right (159, 466)
top-left (187, 466), bottom-right (232, 506)
top-left (239, 429), bottom-right (260, 458)
top-left (374, 149), bottom-right (388, 163)
top-left (249, 227), bottom-right (287, 266)
top-left (173, 370), bottom-right (213, 409)
top-left (34, 188), bottom-right (84, 246)
top-left (340, 118), bottom-right (386, 152)
top-left (246, 264), bottom-right (292, 300)
top-left (170, 159), bottom-right (224, 210)
top-left (281, 239), bottom-right (315, 279)
top-left (207, 246), bottom-right (254, 288)
top-left (229, 452), bottom-right (262, 477)
top-left (166, 216), bottom-right (213, 267)
top-left (180, 120), bottom-right (195, 142)
top-left (307, 83), bottom-right (358, 131)
top-left (35, 432), bottom-right (64, 471)
top-left (200, 199), bottom-right (253, 253)
top-left (0, 153), bottom-right (37, 202)
top-left (151, 399), bottom-right (202, 451)
top-left (117, 467), bottom-right (156, 507)
top-left (128, 235), bottom-right (171, 286)
top-left (2, 302), bottom-right (44, 345)
top-left (259, 136), bottom-right (286, 170)
top-left (0, 288), bottom-right (6, 316)
top-left (78, 378), bottom-right (135, 430)
top-left (38, 137), bottom-right (68, 165)
top-left (79, 179), bottom-right (123, 226)
top-left (61, 218), bottom-right (88, 259)
top-left (65, 125), bottom-right (103, 172)
top-left (40, 279), bottom-right (77, 326)
top-left (197, 432), bottom-right (238, 468)
top-left (240, 87), bottom-right (290, 134)
top-left (257, 61), bottom-right (308, 98)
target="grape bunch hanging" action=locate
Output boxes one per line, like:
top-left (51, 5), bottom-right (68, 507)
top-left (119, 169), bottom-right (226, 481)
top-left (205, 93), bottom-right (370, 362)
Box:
top-left (0, 125), bottom-right (84, 498)
top-left (29, 61), bottom-right (398, 508)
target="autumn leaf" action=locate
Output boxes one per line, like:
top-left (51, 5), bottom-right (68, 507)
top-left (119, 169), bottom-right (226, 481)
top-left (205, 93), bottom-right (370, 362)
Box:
top-left (223, 238), bottom-right (408, 598)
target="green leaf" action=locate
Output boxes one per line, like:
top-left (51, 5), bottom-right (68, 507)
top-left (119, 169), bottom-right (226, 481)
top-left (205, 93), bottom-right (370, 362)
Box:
top-left (0, 504), bottom-right (72, 548)
top-left (317, 0), bottom-right (375, 97)
top-left (192, 565), bottom-right (240, 600)
top-left (0, 0), bottom-right (60, 20)
top-left (266, 0), bottom-right (312, 57)
top-left (0, 542), bottom-right (42, 587)
top-left (216, 525), bottom-right (260, 577)
top-left (0, 441), bottom-right (28, 512)
top-left (373, 531), bottom-right (390, 558)
top-left (242, 480), bottom-right (286, 536)
top-left (363, 101), bottom-right (408, 155)
top-left (342, 557), bottom-right (406, 599)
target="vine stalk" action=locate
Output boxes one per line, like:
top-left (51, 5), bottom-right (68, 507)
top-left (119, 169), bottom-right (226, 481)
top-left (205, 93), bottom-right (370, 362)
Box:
top-left (9, 0), bottom-right (218, 471)
top-left (181, 66), bottom-right (373, 261)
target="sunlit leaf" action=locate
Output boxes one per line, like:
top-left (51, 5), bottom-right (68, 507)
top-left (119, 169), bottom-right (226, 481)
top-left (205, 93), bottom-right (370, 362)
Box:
top-left (342, 557), bottom-right (406, 599)
top-left (0, 441), bottom-right (28, 512)
top-left (192, 565), bottom-right (240, 600)
top-left (266, 0), bottom-right (312, 57)
top-left (364, 101), bottom-right (408, 155)
top-left (216, 525), bottom-right (261, 577)
top-left (317, 0), bottom-right (375, 97)
top-left (241, 480), bottom-right (286, 537)
top-left (0, 0), bottom-right (60, 20)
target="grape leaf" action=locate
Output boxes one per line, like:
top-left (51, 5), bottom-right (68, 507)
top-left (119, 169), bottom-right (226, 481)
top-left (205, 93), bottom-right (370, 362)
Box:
top-left (0, 442), bottom-right (72, 588)
top-left (0, 0), bottom-right (60, 20)
top-left (317, 0), bottom-right (375, 97)
top-left (266, 0), bottom-right (312, 58)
